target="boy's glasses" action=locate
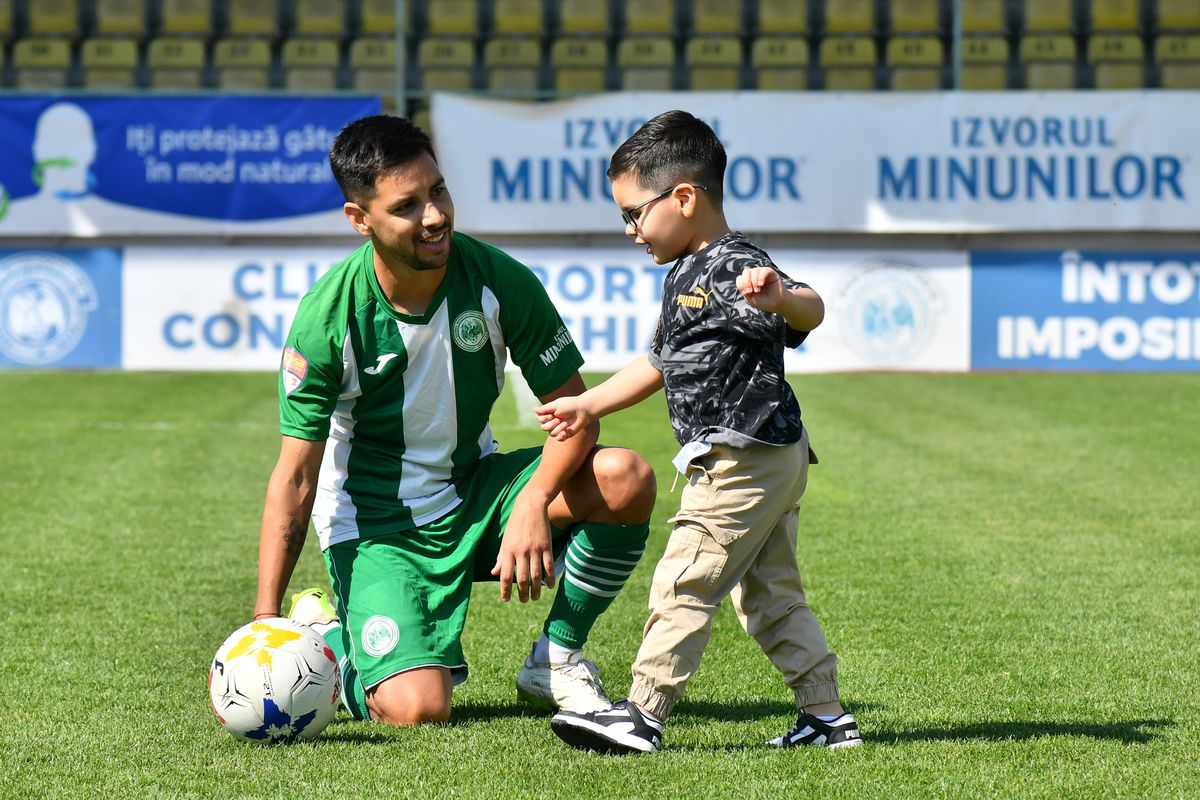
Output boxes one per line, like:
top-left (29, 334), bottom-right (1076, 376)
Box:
top-left (619, 184), bottom-right (707, 229)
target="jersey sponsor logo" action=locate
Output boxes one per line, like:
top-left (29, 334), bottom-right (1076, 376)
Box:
top-left (452, 310), bottom-right (489, 352)
top-left (676, 286), bottom-right (712, 309)
top-left (538, 324), bottom-right (575, 366)
top-left (361, 615), bottom-right (400, 657)
top-left (281, 346), bottom-right (308, 396)
top-left (0, 251), bottom-right (98, 365)
top-left (364, 353), bottom-right (398, 375)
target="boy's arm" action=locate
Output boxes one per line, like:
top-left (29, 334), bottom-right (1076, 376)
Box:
top-left (534, 355), bottom-right (664, 441)
top-left (736, 267), bottom-right (825, 331)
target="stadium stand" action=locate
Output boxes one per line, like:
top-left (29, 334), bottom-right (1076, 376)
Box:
top-left (755, 0), bottom-right (807, 34)
top-left (824, 0), bottom-right (874, 34)
top-left (751, 34), bottom-right (809, 89)
top-left (27, 0), bottom-right (79, 38)
top-left (1020, 33), bottom-right (1078, 88)
top-left (1155, 34), bottom-right (1200, 88)
top-left (13, 37), bottom-right (72, 88)
top-left (889, 0), bottom-right (939, 34)
top-left (81, 36), bottom-right (139, 87)
top-left (158, 0), bottom-right (211, 36)
top-left (417, 36), bottom-right (476, 91)
top-left (212, 36), bottom-right (272, 89)
top-left (624, 0), bottom-right (677, 35)
top-left (358, 0), bottom-right (397, 36)
top-left (558, 0), bottom-right (609, 35)
top-left (146, 36), bottom-right (207, 88)
top-left (0, 0), bottom-right (12, 41)
top-left (426, 0), bottom-right (478, 35)
top-left (685, 34), bottom-right (743, 88)
top-left (493, 0), bottom-right (544, 35)
top-left (960, 35), bottom-right (1010, 89)
top-left (1088, 33), bottom-right (1144, 88)
top-left (691, 0), bottom-right (743, 34)
top-left (94, 0), bottom-right (147, 38)
top-left (617, 35), bottom-right (675, 89)
top-left (1023, 0), bottom-right (1075, 33)
top-left (550, 35), bottom-right (608, 92)
top-left (348, 35), bottom-right (396, 106)
top-left (820, 35), bottom-right (876, 89)
top-left (292, 0), bottom-right (347, 37)
top-left (1156, 0), bottom-right (1200, 31)
top-left (226, 0), bottom-right (278, 38)
top-left (960, 0), bottom-right (1006, 34)
top-left (1089, 0), bottom-right (1140, 32)
top-left (484, 35), bottom-right (542, 92)
top-left (282, 36), bottom-right (340, 90)
top-left (886, 35), bottom-right (942, 89)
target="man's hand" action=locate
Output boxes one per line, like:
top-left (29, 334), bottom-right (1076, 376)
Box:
top-left (736, 266), bottom-right (787, 312)
top-left (491, 490), bottom-right (556, 602)
top-left (534, 395), bottom-right (595, 442)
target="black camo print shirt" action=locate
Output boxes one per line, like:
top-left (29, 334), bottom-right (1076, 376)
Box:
top-left (649, 232), bottom-right (809, 448)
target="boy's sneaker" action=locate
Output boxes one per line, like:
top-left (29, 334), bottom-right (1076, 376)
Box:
top-left (287, 588), bottom-right (338, 628)
top-left (516, 644), bottom-right (610, 714)
top-left (768, 712), bottom-right (863, 749)
top-left (551, 700), bottom-right (664, 755)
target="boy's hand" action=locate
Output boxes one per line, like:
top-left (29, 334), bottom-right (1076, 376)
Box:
top-left (736, 266), bottom-right (787, 312)
top-left (534, 396), bottom-right (594, 442)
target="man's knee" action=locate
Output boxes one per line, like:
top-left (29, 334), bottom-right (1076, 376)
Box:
top-left (365, 668), bottom-right (452, 726)
top-left (591, 447), bottom-right (656, 522)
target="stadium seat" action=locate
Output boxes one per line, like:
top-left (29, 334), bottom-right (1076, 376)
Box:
top-left (550, 36), bottom-right (608, 92)
top-left (227, 0), bottom-right (278, 37)
top-left (960, 35), bottom-right (1009, 89)
top-left (94, 0), bottom-right (146, 38)
top-left (146, 36), bottom-right (207, 88)
top-left (484, 36), bottom-right (542, 92)
top-left (349, 36), bottom-right (395, 97)
top-left (358, 0), bottom-right (397, 36)
top-left (623, 0), bottom-right (676, 35)
top-left (685, 35), bottom-right (743, 89)
top-left (751, 35), bottom-right (809, 89)
top-left (494, 0), bottom-right (544, 35)
top-left (755, 0), bottom-right (807, 34)
top-left (27, 0), bottom-right (79, 37)
top-left (80, 37), bottom-right (138, 87)
top-left (819, 35), bottom-right (876, 89)
top-left (824, 0), bottom-right (874, 34)
top-left (1155, 0), bottom-right (1200, 32)
top-left (960, 0), bottom-right (1006, 34)
top-left (559, 0), bottom-right (609, 34)
top-left (1089, 0), bottom-right (1140, 32)
top-left (1023, 0), bottom-right (1074, 32)
top-left (13, 38), bottom-right (72, 88)
top-left (1155, 35), bottom-right (1200, 87)
top-left (1087, 34), bottom-right (1144, 87)
top-left (692, 0), bottom-right (743, 34)
top-left (0, 0), bottom-right (11, 41)
top-left (411, 105), bottom-right (432, 135)
top-left (1019, 34), bottom-right (1078, 87)
top-left (213, 37), bottom-right (273, 89)
top-left (617, 35), bottom-right (676, 89)
top-left (292, 0), bottom-right (346, 38)
top-left (889, 0), bottom-right (939, 34)
top-left (416, 37), bottom-right (476, 91)
top-left (886, 35), bottom-right (942, 89)
top-left (282, 37), bottom-right (340, 90)
top-left (159, 0), bottom-right (212, 36)
top-left (426, 0), bottom-right (477, 35)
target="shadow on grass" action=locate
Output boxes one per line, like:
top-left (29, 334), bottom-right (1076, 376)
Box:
top-left (874, 718), bottom-right (1174, 746)
top-left (673, 699), bottom-right (885, 723)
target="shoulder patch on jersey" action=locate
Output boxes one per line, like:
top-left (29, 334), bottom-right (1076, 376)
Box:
top-left (452, 310), bottom-right (489, 353)
top-left (281, 347), bottom-right (308, 396)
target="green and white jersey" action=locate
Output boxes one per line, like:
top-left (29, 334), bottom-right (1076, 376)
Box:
top-left (279, 233), bottom-right (583, 550)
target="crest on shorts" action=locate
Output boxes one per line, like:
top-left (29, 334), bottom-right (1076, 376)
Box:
top-left (281, 347), bottom-right (308, 396)
top-left (452, 310), bottom-right (489, 352)
top-left (361, 615), bottom-right (399, 657)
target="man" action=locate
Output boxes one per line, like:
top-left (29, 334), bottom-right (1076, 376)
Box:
top-left (253, 115), bottom-right (655, 726)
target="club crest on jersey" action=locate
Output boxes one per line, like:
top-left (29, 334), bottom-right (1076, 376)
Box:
top-left (452, 310), bottom-right (489, 352)
top-left (281, 347), bottom-right (308, 396)
top-left (361, 615), bottom-right (399, 657)
top-left (677, 286), bottom-right (712, 309)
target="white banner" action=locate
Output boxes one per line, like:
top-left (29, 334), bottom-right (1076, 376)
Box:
top-left (432, 91), bottom-right (1198, 234)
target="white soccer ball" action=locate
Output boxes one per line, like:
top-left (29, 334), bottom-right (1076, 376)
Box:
top-left (208, 618), bottom-right (341, 744)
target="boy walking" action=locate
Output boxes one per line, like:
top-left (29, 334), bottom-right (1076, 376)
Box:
top-left (537, 111), bottom-right (861, 753)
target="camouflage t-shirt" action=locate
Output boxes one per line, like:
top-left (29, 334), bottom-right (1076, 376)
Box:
top-left (649, 231), bottom-right (808, 448)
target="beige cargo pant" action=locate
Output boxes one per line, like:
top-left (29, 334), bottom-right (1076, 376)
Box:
top-left (628, 430), bottom-right (840, 721)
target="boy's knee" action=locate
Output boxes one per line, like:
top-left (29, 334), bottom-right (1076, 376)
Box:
top-left (365, 671), bottom-right (452, 726)
top-left (592, 447), bottom-right (656, 522)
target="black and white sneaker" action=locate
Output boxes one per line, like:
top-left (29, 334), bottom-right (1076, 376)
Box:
top-left (551, 700), bottom-right (664, 755)
top-left (768, 713), bottom-right (863, 749)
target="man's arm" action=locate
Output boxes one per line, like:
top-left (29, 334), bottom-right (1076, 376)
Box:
top-left (534, 355), bottom-right (664, 441)
top-left (253, 435), bottom-right (326, 619)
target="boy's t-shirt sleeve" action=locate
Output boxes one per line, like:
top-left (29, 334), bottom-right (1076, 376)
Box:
top-left (278, 301), bottom-right (344, 441)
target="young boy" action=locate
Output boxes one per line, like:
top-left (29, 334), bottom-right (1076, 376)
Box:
top-left (537, 111), bottom-right (861, 754)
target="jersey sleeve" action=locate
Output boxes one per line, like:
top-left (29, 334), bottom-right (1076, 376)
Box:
top-left (495, 256), bottom-right (585, 397)
top-left (278, 300), bottom-right (344, 441)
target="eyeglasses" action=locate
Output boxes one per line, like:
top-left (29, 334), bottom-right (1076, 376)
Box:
top-left (619, 184), bottom-right (707, 229)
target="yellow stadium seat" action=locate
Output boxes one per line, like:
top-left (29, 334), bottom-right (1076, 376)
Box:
top-left (282, 37), bottom-right (340, 90)
top-left (890, 0), bottom-right (939, 34)
top-left (27, 0), bottom-right (78, 37)
top-left (411, 106), bottom-right (432, 135)
top-left (550, 36), bottom-right (608, 92)
top-left (617, 35), bottom-right (675, 89)
top-left (484, 36), bottom-right (542, 92)
top-left (960, 35), bottom-right (1009, 89)
top-left (213, 37), bottom-right (272, 89)
top-left (751, 35), bottom-right (809, 89)
top-left (1155, 35), bottom-right (1200, 87)
top-left (81, 37), bottom-right (138, 87)
top-left (94, 0), bottom-right (146, 38)
top-left (13, 38), bottom-right (72, 88)
top-left (623, 0), bottom-right (676, 35)
top-left (227, 0), bottom-right (277, 37)
top-left (1087, 34), bottom-right (1144, 87)
top-left (685, 35), bottom-right (742, 89)
top-left (417, 37), bottom-right (475, 91)
top-left (819, 35), bottom-right (876, 89)
top-left (160, 0), bottom-right (212, 36)
top-left (961, 0), bottom-right (1006, 34)
top-left (349, 36), bottom-right (395, 95)
top-left (825, 0), bottom-right (874, 34)
top-left (427, 0), bottom-right (477, 35)
top-left (1156, 0), bottom-right (1200, 32)
top-left (0, 0), bottom-right (11, 40)
top-left (692, 0), bottom-right (742, 34)
top-left (1020, 34), bottom-right (1077, 87)
top-left (359, 0), bottom-right (397, 36)
top-left (1090, 0), bottom-right (1140, 32)
top-left (1024, 0), bottom-right (1074, 32)
top-left (756, 0), bottom-right (807, 34)
top-left (559, 0), bottom-right (609, 34)
top-left (494, 0), bottom-right (543, 35)
top-left (293, 0), bottom-right (346, 37)
top-left (146, 37), bottom-right (206, 88)
top-left (886, 35), bottom-right (942, 89)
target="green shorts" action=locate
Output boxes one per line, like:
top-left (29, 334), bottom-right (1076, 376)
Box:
top-left (323, 447), bottom-right (566, 690)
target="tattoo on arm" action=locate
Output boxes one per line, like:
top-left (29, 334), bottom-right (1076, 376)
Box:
top-left (280, 511), bottom-right (307, 558)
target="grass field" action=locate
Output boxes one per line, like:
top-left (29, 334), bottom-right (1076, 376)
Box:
top-left (2, 371), bottom-right (1198, 799)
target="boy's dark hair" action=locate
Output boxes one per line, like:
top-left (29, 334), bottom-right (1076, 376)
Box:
top-left (329, 115), bottom-right (436, 205)
top-left (607, 110), bottom-right (726, 206)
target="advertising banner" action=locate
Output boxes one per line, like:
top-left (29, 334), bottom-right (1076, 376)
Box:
top-left (972, 250), bottom-right (1200, 371)
top-left (432, 91), bottom-right (1198, 234)
top-left (0, 95), bottom-right (380, 237)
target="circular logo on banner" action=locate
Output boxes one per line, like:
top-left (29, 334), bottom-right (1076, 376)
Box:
top-left (835, 257), bottom-right (943, 365)
top-left (452, 310), bottom-right (489, 352)
top-left (361, 615), bottom-right (399, 657)
top-left (0, 252), bottom-right (98, 365)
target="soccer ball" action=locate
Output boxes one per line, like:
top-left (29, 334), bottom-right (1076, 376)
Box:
top-left (208, 618), bottom-right (341, 744)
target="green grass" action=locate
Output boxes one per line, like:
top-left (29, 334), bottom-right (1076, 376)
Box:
top-left (1, 371), bottom-right (1198, 799)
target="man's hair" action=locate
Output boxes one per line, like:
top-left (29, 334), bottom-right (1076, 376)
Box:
top-left (607, 110), bottom-right (726, 206)
top-left (329, 115), bottom-right (436, 205)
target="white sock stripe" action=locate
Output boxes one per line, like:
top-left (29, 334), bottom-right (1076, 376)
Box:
top-left (565, 561), bottom-right (631, 589)
top-left (565, 550), bottom-right (638, 579)
top-left (561, 573), bottom-right (622, 598)
top-left (565, 549), bottom-right (644, 568)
